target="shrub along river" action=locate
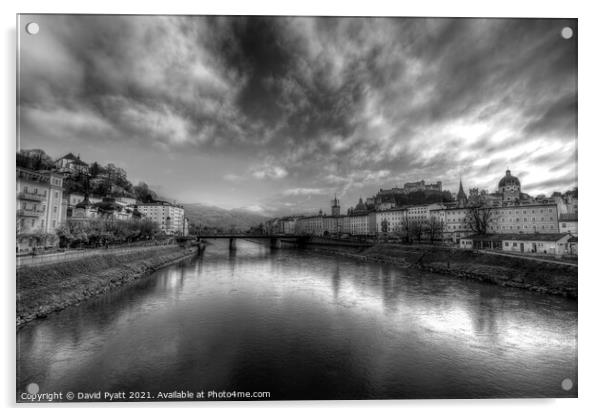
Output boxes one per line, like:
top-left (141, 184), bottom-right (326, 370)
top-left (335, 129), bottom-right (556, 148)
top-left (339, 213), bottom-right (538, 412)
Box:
top-left (17, 239), bottom-right (577, 400)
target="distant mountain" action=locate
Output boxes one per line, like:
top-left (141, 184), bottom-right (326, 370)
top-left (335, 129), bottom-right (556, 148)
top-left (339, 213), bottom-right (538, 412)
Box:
top-left (182, 203), bottom-right (268, 231)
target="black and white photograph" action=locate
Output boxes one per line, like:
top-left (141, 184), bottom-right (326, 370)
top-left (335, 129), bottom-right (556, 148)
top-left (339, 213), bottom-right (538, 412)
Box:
top-left (15, 12), bottom-right (578, 402)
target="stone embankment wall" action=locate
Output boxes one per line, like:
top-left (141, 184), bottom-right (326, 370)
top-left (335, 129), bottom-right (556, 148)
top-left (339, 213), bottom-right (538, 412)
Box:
top-left (307, 244), bottom-right (577, 299)
top-left (17, 246), bottom-right (197, 327)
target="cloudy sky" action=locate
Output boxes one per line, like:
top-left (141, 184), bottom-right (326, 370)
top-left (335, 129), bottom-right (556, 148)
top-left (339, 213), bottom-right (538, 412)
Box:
top-left (18, 15), bottom-right (577, 216)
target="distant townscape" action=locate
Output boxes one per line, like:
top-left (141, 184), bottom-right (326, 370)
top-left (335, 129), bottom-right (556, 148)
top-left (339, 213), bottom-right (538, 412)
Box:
top-left (263, 170), bottom-right (578, 257)
top-left (16, 148), bottom-right (578, 259)
top-left (16, 149), bottom-right (190, 253)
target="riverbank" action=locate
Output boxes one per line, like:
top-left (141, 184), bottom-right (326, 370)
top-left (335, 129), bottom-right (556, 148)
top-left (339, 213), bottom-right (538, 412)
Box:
top-left (306, 243), bottom-right (577, 298)
top-left (17, 246), bottom-right (197, 327)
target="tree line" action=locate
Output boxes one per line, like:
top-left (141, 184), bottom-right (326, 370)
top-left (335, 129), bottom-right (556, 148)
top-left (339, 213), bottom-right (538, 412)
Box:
top-left (55, 218), bottom-right (161, 248)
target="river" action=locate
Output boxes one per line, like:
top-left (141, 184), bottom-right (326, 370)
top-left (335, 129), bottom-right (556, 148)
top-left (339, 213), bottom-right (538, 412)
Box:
top-left (17, 239), bottom-right (578, 400)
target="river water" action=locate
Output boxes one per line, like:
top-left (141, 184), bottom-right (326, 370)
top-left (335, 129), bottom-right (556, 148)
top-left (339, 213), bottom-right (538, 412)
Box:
top-left (17, 240), bottom-right (577, 400)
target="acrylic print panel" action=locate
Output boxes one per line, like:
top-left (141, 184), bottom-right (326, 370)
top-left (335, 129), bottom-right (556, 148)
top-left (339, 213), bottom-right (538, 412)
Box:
top-left (16, 14), bottom-right (577, 402)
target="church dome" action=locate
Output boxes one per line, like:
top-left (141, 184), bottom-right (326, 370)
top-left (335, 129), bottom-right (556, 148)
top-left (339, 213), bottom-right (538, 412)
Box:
top-left (498, 169), bottom-right (520, 188)
top-left (355, 198), bottom-right (366, 211)
top-left (75, 196), bottom-right (93, 208)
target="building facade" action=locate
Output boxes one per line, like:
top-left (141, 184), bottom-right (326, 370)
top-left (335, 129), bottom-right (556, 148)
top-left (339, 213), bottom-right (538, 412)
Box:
top-left (432, 207), bottom-right (472, 243)
top-left (460, 233), bottom-right (572, 256)
top-left (487, 204), bottom-right (559, 234)
top-left (559, 213), bottom-right (577, 235)
top-left (323, 216), bottom-right (342, 236)
top-left (137, 201), bottom-right (186, 235)
top-left (347, 213), bottom-right (370, 235)
top-left (55, 153), bottom-right (89, 175)
top-left (406, 203), bottom-right (445, 225)
top-left (17, 167), bottom-right (65, 251)
top-left (375, 208), bottom-right (407, 234)
top-left (295, 215), bottom-right (324, 236)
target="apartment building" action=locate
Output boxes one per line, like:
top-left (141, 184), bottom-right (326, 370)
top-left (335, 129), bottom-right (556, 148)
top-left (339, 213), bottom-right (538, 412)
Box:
top-left (136, 201), bottom-right (186, 235)
top-left (375, 208), bottom-right (407, 234)
top-left (488, 204), bottom-right (559, 234)
top-left (16, 167), bottom-right (65, 251)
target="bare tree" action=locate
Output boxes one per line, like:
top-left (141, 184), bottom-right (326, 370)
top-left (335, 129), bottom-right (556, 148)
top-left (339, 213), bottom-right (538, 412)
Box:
top-left (380, 218), bottom-right (389, 234)
top-left (468, 187), bottom-right (490, 206)
top-left (464, 187), bottom-right (497, 234)
top-left (411, 220), bottom-right (424, 243)
top-left (466, 206), bottom-right (496, 234)
top-left (401, 217), bottom-right (413, 243)
top-left (426, 217), bottom-right (444, 243)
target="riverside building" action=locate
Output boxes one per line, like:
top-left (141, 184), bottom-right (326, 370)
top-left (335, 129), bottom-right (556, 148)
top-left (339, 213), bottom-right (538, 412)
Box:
top-left (375, 208), bottom-right (407, 234)
top-left (460, 233), bottom-right (572, 256)
top-left (432, 207), bottom-right (472, 243)
top-left (488, 204), bottom-right (559, 234)
top-left (16, 167), bottom-right (66, 251)
top-left (136, 201), bottom-right (186, 235)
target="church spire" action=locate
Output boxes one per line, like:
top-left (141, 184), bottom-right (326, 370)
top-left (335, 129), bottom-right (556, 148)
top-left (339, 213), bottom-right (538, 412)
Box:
top-left (457, 179), bottom-right (468, 208)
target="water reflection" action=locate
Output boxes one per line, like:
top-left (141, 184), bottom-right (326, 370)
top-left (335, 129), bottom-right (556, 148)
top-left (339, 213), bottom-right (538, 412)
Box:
top-left (17, 239), bottom-right (577, 400)
top-left (331, 262), bottom-right (341, 299)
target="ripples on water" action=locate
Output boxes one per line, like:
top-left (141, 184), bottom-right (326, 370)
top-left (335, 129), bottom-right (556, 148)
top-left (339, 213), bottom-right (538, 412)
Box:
top-left (17, 240), bottom-right (578, 400)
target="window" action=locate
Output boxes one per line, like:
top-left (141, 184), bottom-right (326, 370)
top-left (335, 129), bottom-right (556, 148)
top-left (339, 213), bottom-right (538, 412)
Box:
top-left (513, 242), bottom-right (517, 247)
top-left (53, 206), bottom-right (57, 213)
top-left (52, 220), bottom-right (56, 228)
top-left (505, 242), bottom-right (509, 246)
top-left (562, 223), bottom-right (566, 228)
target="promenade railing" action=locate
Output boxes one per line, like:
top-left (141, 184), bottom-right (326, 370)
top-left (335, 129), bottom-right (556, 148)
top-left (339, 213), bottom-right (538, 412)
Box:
top-left (16, 240), bottom-right (177, 269)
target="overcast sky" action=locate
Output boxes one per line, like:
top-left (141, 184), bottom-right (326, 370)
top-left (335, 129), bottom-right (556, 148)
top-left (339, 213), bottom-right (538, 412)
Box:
top-left (18, 15), bottom-right (577, 216)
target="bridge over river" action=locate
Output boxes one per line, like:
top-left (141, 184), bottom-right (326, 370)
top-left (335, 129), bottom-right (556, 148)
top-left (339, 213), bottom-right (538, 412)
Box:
top-left (194, 234), bottom-right (308, 250)
top-left (193, 234), bottom-right (372, 250)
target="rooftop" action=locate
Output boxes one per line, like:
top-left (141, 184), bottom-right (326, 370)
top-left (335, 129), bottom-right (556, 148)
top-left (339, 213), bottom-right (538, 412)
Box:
top-left (559, 213), bottom-right (578, 222)
top-left (57, 153), bottom-right (89, 166)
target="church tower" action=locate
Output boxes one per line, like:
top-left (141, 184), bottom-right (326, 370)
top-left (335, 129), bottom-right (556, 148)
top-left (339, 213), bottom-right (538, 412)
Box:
top-left (331, 194), bottom-right (341, 216)
top-left (498, 168), bottom-right (521, 203)
top-left (457, 180), bottom-right (468, 208)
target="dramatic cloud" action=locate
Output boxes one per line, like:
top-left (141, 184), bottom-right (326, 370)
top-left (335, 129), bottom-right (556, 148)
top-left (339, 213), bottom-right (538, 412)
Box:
top-left (18, 15), bottom-right (577, 214)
